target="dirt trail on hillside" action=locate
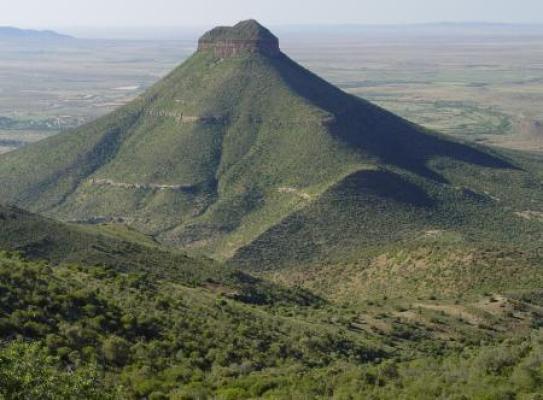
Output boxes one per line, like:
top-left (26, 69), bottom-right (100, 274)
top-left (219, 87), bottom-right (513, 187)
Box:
top-left (278, 187), bottom-right (311, 200)
top-left (89, 178), bottom-right (190, 191)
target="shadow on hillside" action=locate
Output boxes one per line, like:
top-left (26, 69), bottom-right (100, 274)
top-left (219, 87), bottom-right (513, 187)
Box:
top-left (329, 169), bottom-right (435, 207)
top-left (272, 53), bottom-right (518, 184)
top-left (230, 168), bottom-right (436, 270)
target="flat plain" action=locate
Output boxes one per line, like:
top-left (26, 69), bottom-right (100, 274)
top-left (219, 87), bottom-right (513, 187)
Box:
top-left (290, 32), bottom-right (543, 152)
top-left (0, 38), bottom-right (194, 152)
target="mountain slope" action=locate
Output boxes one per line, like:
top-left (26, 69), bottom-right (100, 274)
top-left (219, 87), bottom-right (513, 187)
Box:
top-left (2, 20), bottom-right (543, 399)
top-left (0, 203), bottom-right (210, 281)
top-left (0, 20), bottom-right (541, 272)
top-left (0, 203), bottom-right (323, 307)
top-left (1, 204), bottom-right (543, 399)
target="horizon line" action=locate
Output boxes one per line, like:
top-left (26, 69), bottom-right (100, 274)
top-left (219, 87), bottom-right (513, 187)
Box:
top-left (4, 20), bottom-right (543, 30)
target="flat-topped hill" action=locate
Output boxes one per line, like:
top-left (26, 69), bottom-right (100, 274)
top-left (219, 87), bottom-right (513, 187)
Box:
top-left (1, 20), bottom-right (543, 276)
top-left (198, 19), bottom-right (280, 57)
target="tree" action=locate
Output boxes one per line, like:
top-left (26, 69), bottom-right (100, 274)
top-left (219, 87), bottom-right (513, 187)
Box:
top-left (0, 341), bottom-right (119, 399)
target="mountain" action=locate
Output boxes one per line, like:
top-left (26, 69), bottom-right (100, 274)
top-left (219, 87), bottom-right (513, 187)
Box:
top-left (0, 26), bottom-right (73, 40)
top-left (2, 20), bottom-right (543, 399)
top-left (0, 19), bottom-right (542, 277)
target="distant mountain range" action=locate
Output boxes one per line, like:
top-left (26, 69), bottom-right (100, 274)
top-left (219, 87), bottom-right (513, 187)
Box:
top-left (0, 26), bottom-right (73, 40)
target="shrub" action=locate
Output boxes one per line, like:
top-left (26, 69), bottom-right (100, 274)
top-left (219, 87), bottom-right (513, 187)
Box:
top-left (102, 335), bottom-right (131, 366)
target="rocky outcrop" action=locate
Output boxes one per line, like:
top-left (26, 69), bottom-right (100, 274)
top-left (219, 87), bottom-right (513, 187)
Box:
top-left (198, 19), bottom-right (280, 57)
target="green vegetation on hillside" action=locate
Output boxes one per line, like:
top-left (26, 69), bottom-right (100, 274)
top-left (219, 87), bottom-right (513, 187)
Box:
top-left (1, 20), bottom-right (543, 399)
top-left (2, 251), bottom-right (543, 399)
top-left (1, 201), bottom-right (542, 399)
top-left (0, 204), bottom-right (320, 307)
top-left (0, 252), bottom-right (376, 398)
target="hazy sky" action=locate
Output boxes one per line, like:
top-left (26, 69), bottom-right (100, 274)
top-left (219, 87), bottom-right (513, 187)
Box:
top-left (3, 0), bottom-right (543, 29)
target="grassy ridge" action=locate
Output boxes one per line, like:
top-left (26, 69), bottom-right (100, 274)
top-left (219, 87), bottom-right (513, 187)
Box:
top-left (0, 204), bottom-right (321, 307)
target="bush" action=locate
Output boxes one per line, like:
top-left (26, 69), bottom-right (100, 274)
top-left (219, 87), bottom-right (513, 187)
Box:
top-left (102, 335), bottom-right (131, 366)
top-left (216, 387), bottom-right (248, 400)
top-left (0, 341), bottom-right (118, 399)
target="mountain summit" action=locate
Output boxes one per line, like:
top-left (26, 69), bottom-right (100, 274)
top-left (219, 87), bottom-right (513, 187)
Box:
top-left (0, 21), bottom-right (538, 268)
top-left (198, 20), bottom-right (280, 57)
